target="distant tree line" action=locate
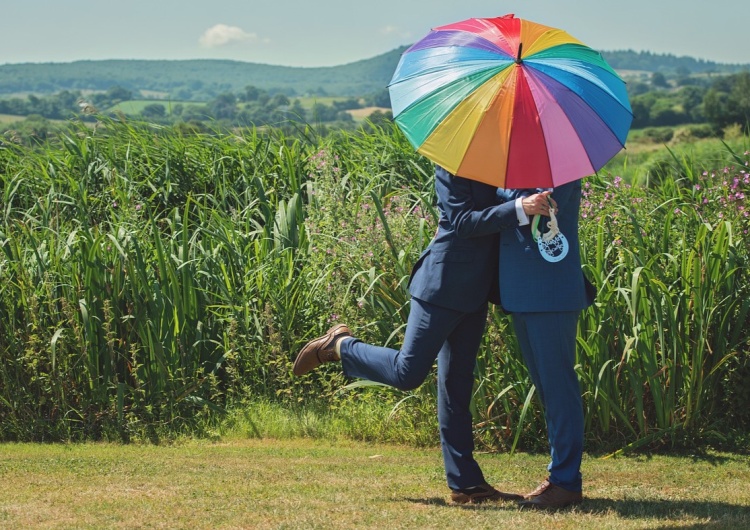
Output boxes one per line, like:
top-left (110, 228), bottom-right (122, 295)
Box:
top-left (0, 86), bottom-right (133, 120)
top-left (604, 50), bottom-right (747, 74)
top-left (0, 55), bottom-right (403, 100)
top-left (3, 73), bottom-right (750, 145)
top-left (0, 83), bottom-right (392, 123)
top-left (1, 50), bottom-right (747, 101)
top-left (624, 72), bottom-right (750, 132)
top-left (0, 84), bottom-right (394, 145)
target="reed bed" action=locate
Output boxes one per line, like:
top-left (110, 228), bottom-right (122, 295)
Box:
top-left (0, 117), bottom-right (748, 453)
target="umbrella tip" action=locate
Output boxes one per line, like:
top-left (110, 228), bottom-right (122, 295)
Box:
top-left (515, 42), bottom-right (523, 64)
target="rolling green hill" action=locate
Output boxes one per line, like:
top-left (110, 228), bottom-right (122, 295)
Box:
top-left (0, 48), bottom-right (747, 101)
top-left (0, 47), bottom-right (409, 100)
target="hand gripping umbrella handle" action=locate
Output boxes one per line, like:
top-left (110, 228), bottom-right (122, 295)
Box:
top-left (531, 198), bottom-right (560, 243)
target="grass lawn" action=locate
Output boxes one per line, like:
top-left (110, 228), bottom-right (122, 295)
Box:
top-left (1, 438), bottom-right (748, 529)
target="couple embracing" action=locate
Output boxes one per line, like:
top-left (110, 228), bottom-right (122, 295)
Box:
top-left (293, 165), bottom-right (594, 510)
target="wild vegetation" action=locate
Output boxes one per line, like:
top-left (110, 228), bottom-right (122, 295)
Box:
top-left (0, 113), bottom-right (748, 453)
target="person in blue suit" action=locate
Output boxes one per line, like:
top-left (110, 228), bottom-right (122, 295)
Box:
top-left (496, 180), bottom-right (595, 510)
top-left (293, 165), bottom-right (553, 504)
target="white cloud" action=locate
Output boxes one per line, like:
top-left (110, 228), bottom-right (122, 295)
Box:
top-left (199, 24), bottom-right (261, 48)
top-left (380, 25), bottom-right (412, 40)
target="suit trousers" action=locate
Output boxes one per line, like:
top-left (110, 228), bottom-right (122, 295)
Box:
top-left (511, 311), bottom-right (584, 492)
top-left (340, 297), bottom-right (489, 490)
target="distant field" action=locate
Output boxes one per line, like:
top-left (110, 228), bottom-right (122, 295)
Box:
top-left (295, 96), bottom-right (352, 107)
top-left (0, 113), bottom-right (24, 124)
top-left (108, 100), bottom-right (202, 114)
top-left (139, 90), bottom-right (171, 99)
top-left (110, 97), bottom-right (362, 115)
top-left (347, 106), bottom-right (389, 121)
top-left (617, 69), bottom-right (651, 80)
top-left (106, 97), bottom-right (386, 121)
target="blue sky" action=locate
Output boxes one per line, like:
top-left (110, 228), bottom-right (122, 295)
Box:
top-left (1, 0), bottom-right (747, 67)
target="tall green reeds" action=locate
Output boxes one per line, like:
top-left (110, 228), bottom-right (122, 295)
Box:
top-left (575, 167), bottom-right (750, 450)
top-left (1, 116), bottom-right (748, 451)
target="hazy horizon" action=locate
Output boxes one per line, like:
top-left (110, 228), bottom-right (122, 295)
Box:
top-left (2, 0), bottom-right (748, 68)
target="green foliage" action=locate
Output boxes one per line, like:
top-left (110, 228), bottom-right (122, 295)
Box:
top-left (2, 49), bottom-right (747, 101)
top-left (575, 166), bottom-right (750, 450)
top-left (0, 86), bottom-right (381, 142)
top-left (2, 49), bottom-right (748, 137)
top-left (0, 51), bottom-right (410, 100)
top-left (604, 49), bottom-right (750, 74)
top-left (0, 116), bottom-right (749, 455)
top-left (5, 56), bottom-right (750, 137)
top-left (642, 127), bottom-right (675, 144)
top-left (704, 72), bottom-right (750, 132)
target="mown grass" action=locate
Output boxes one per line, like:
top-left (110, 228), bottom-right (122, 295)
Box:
top-left (1, 437), bottom-right (748, 529)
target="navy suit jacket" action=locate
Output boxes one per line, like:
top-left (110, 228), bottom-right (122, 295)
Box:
top-left (496, 180), bottom-right (595, 313)
top-left (408, 166), bottom-right (520, 313)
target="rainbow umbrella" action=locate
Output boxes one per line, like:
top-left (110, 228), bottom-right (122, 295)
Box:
top-left (388, 14), bottom-right (633, 188)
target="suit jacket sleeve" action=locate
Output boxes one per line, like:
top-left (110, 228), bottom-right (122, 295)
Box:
top-left (436, 167), bottom-right (520, 238)
top-left (407, 166), bottom-right (519, 312)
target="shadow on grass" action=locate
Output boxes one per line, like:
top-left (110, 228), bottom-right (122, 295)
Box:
top-left (404, 497), bottom-right (450, 506)
top-left (586, 451), bottom-right (739, 466)
top-left (405, 496), bottom-right (750, 523)
top-left (587, 449), bottom-right (748, 467)
top-left (581, 497), bottom-right (750, 522)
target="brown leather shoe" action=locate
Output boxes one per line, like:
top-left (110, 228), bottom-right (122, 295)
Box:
top-left (523, 478), bottom-right (553, 499)
top-left (518, 478), bottom-right (582, 510)
top-left (450, 483), bottom-right (523, 504)
top-left (292, 324), bottom-right (351, 376)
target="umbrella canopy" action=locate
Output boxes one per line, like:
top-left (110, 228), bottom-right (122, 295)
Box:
top-left (388, 14), bottom-right (633, 188)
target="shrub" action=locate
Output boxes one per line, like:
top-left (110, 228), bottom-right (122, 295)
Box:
top-left (642, 127), bottom-right (674, 143)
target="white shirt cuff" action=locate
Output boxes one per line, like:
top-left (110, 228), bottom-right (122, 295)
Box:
top-left (514, 197), bottom-right (530, 226)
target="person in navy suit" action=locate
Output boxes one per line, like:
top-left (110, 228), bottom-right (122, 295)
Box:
top-left (293, 165), bottom-right (553, 504)
top-left (496, 180), bottom-right (595, 509)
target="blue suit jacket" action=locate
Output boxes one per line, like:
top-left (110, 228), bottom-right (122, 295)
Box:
top-left (496, 181), bottom-right (595, 313)
top-left (408, 166), bottom-right (519, 313)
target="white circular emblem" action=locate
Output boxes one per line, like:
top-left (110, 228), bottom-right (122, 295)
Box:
top-left (532, 208), bottom-right (569, 263)
top-left (537, 232), bottom-right (569, 262)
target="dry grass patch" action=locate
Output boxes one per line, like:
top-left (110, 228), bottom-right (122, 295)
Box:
top-left (346, 106), bottom-right (389, 121)
top-left (1, 439), bottom-right (749, 529)
top-left (0, 113), bottom-right (24, 124)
